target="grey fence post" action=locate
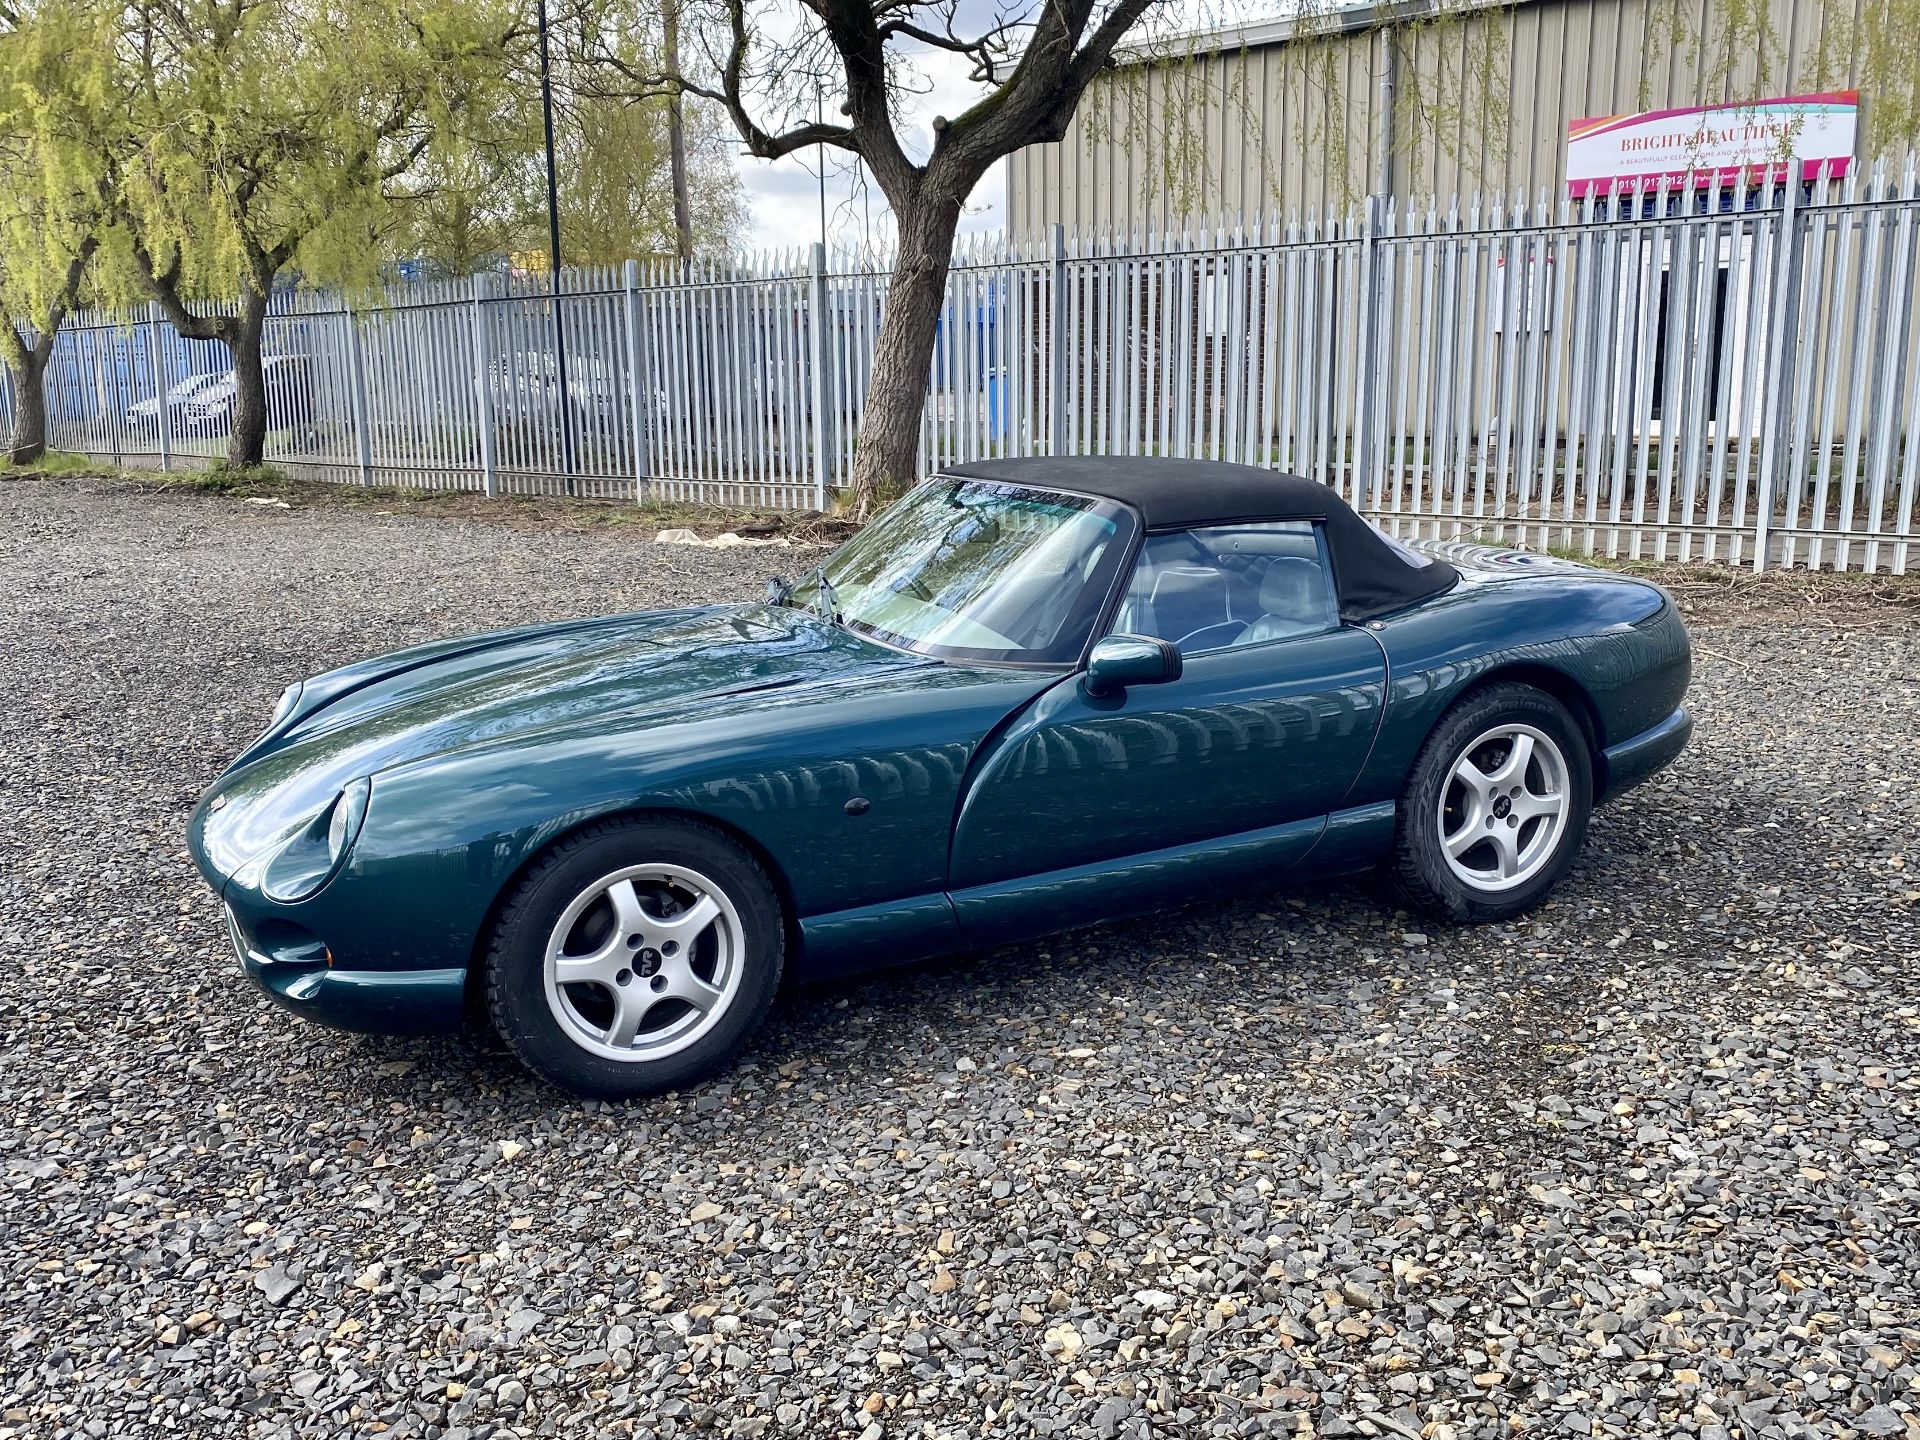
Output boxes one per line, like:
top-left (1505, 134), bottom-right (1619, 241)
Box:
top-left (1048, 223), bottom-right (1068, 456)
top-left (147, 302), bottom-right (172, 473)
top-left (623, 258), bottom-right (651, 503)
top-left (1753, 176), bottom-right (1803, 573)
top-left (342, 301), bottom-right (373, 485)
top-left (1352, 194), bottom-right (1385, 511)
top-left (93, 337), bottom-right (121, 467)
top-left (472, 274), bottom-right (497, 498)
top-left (808, 242), bottom-right (830, 510)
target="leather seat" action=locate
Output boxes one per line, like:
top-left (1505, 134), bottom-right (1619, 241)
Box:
top-left (1240, 557), bottom-right (1329, 643)
top-left (1147, 565), bottom-right (1230, 640)
top-left (1113, 592), bottom-right (1157, 636)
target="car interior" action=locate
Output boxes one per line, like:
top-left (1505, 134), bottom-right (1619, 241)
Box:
top-left (1113, 522), bottom-right (1338, 654)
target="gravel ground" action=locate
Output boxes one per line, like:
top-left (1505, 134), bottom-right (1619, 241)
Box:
top-left (3, 474), bottom-right (1917, 1440)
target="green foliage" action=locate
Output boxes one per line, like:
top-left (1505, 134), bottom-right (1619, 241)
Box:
top-left (1388, 4), bottom-right (1514, 195)
top-left (558, 87), bottom-right (744, 264)
top-left (387, 2), bottom-right (745, 275)
top-left (0, 0), bottom-right (133, 374)
top-left (0, 447), bottom-right (102, 474)
top-left (189, 463), bottom-right (296, 491)
top-left (99, 0), bottom-right (523, 303)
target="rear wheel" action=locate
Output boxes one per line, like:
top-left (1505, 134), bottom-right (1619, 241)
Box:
top-left (485, 817), bottom-right (783, 1098)
top-left (1391, 683), bottom-right (1592, 922)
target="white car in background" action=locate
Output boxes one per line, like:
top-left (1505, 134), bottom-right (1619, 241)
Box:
top-left (125, 371), bottom-right (227, 432)
top-left (180, 355), bottom-right (315, 436)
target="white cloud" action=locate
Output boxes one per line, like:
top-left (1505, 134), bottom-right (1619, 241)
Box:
top-left (728, 38), bottom-right (1007, 252)
top-left (734, 152), bottom-right (1006, 252)
top-left (717, 0), bottom-right (1288, 252)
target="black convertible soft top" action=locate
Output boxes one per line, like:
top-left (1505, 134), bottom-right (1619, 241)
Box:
top-left (942, 457), bottom-right (1459, 623)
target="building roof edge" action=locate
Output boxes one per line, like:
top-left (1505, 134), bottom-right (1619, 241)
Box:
top-left (1113, 0), bottom-right (1544, 64)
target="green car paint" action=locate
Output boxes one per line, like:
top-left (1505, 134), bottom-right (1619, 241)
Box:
top-left (188, 540), bottom-right (1689, 1037)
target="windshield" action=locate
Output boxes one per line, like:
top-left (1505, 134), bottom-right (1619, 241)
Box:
top-left (788, 477), bottom-right (1137, 665)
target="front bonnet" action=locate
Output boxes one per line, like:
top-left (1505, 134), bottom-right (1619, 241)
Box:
top-left (188, 603), bottom-right (930, 883)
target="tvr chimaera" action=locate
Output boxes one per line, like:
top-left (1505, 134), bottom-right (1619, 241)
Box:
top-left (189, 459), bottom-right (1692, 1098)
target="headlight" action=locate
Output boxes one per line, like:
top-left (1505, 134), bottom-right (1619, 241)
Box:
top-left (261, 778), bottom-right (371, 903)
top-left (327, 778), bottom-right (369, 858)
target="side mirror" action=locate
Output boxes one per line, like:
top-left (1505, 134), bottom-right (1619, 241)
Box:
top-left (765, 575), bottom-right (792, 605)
top-left (1083, 634), bottom-right (1183, 698)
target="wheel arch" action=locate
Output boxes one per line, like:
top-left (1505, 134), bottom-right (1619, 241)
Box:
top-left (462, 804), bottom-right (803, 1016)
top-left (1444, 663), bottom-right (1605, 775)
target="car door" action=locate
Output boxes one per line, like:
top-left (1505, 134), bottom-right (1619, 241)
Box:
top-left (946, 520), bottom-right (1388, 944)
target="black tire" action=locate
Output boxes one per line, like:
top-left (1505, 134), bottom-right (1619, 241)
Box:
top-left (1390, 682), bottom-right (1593, 923)
top-left (484, 816), bottom-right (784, 1099)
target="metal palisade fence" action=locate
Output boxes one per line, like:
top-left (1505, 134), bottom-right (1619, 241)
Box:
top-left (10, 153), bottom-right (1920, 572)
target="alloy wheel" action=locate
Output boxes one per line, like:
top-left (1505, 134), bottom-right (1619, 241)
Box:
top-left (541, 863), bottom-right (746, 1062)
top-left (1436, 722), bottom-right (1571, 893)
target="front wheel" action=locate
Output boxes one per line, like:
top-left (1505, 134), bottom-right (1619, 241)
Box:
top-left (1391, 683), bottom-right (1593, 922)
top-left (484, 817), bottom-right (784, 1098)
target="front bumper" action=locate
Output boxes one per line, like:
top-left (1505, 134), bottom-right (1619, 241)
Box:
top-left (1598, 707), bottom-right (1691, 803)
top-left (223, 903), bottom-right (467, 1035)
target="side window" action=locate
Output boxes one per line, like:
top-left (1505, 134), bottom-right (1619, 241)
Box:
top-left (1111, 521), bottom-right (1339, 654)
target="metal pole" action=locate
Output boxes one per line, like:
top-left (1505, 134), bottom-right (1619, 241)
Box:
top-left (343, 301), bottom-right (374, 485)
top-left (536, 0), bottom-right (576, 487)
top-left (624, 258), bottom-right (652, 503)
top-left (147, 302), bottom-right (172, 473)
top-left (816, 84), bottom-right (829, 253)
top-left (808, 242), bottom-right (830, 510)
top-left (1373, 28), bottom-right (1398, 202)
top-left (1353, 194), bottom-right (1385, 510)
top-left (473, 273), bottom-right (498, 498)
top-left (1754, 172), bottom-right (1804, 573)
top-left (1048, 223), bottom-right (1067, 455)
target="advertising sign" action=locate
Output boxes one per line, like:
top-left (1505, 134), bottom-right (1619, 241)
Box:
top-left (1566, 92), bottom-right (1858, 197)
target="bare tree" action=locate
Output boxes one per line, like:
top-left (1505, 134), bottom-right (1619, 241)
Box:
top-left (578, 0), bottom-right (1163, 513)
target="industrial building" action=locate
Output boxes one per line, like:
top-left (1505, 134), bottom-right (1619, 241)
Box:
top-left (1006, 0), bottom-right (1898, 231)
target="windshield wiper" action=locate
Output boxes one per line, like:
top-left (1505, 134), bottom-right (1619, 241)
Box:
top-left (777, 563), bottom-right (841, 623)
top-left (813, 567), bottom-right (842, 624)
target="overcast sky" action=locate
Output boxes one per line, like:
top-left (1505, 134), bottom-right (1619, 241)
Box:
top-left (733, 151), bottom-right (1008, 252)
top-left (717, 0), bottom-right (1273, 252)
top-left (726, 39), bottom-right (1010, 253)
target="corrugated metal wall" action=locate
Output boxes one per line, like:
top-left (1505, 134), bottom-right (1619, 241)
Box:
top-left (1008, 0), bottom-right (1901, 232)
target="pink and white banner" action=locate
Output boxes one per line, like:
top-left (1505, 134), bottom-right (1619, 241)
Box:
top-left (1566, 93), bottom-right (1858, 197)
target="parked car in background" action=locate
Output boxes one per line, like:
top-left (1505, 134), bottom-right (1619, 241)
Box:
top-left (188, 458), bottom-right (1693, 1100)
top-left (489, 352), bottom-right (625, 449)
top-left (125, 371), bottom-right (228, 433)
top-left (181, 355), bottom-right (314, 437)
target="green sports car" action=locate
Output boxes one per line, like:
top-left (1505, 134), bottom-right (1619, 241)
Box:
top-left (188, 459), bottom-right (1692, 1098)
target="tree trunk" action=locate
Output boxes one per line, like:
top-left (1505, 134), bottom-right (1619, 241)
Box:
top-left (849, 194), bottom-right (962, 516)
top-left (5, 345), bottom-right (49, 465)
top-left (225, 288), bottom-right (270, 468)
top-left (664, 0), bottom-right (693, 264)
